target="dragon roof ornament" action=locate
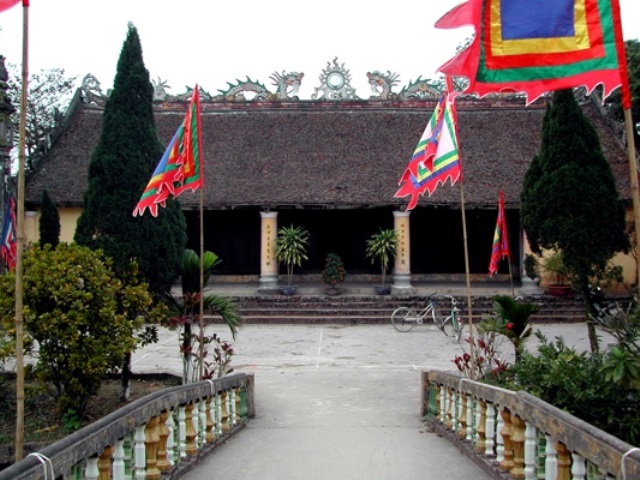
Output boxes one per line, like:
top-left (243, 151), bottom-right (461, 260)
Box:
top-left (398, 76), bottom-right (442, 100)
top-left (79, 74), bottom-right (106, 106)
top-left (367, 70), bottom-right (401, 100)
top-left (77, 66), bottom-right (444, 104)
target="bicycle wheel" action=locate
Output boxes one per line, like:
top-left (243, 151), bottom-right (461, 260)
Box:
top-left (441, 314), bottom-right (462, 340)
top-left (430, 303), bottom-right (446, 332)
top-left (451, 314), bottom-right (463, 342)
top-left (391, 307), bottom-right (415, 332)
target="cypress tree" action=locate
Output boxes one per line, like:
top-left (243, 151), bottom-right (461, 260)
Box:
top-left (75, 23), bottom-right (186, 294)
top-left (39, 189), bottom-right (60, 248)
top-left (521, 89), bottom-right (628, 350)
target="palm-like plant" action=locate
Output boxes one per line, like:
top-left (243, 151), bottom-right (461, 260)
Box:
top-left (365, 228), bottom-right (397, 286)
top-left (275, 225), bottom-right (310, 286)
top-left (164, 249), bottom-right (241, 383)
top-left (480, 295), bottom-right (540, 362)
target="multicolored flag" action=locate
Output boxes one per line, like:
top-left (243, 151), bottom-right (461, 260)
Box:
top-left (0, 0), bottom-right (22, 12)
top-left (435, 0), bottom-right (632, 108)
top-left (394, 90), bottom-right (461, 210)
top-left (489, 190), bottom-right (510, 276)
top-left (1, 196), bottom-right (17, 271)
top-left (133, 86), bottom-right (203, 217)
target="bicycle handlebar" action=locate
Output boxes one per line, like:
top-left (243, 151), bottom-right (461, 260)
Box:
top-left (427, 293), bottom-right (457, 305)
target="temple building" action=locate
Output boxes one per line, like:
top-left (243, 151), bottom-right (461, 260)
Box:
top-left (21, 59), bottom-right (635, 292)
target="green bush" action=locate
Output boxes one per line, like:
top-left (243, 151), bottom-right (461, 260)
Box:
top-left (490, 331), bottom-right (640, 444)
top-left (0, 243), bottom-right (157, 418)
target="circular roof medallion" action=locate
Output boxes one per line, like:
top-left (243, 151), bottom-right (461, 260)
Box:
top-left (327, 71), bottom-right (345, 90)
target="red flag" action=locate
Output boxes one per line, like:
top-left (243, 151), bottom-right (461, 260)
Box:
top-left (133, 86), bottom-right (203, 217)
top-left (1, 196), bottom-right (17, 270)
top-left (489, 190), bottom-right (510, 276)
top-left (0, 0), bottom-right (21, 12)
top-left (436, 0), bottom-right (632, 108)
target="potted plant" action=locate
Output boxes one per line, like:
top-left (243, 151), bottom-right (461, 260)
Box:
top-left (321, 253), bottom-right (346, 295)
top-left (365, 228), bottom-right (397, 295)
top-left (275, 224), bottom-right (310, 295)
top-left (542, 251), bottom-right (573, 297)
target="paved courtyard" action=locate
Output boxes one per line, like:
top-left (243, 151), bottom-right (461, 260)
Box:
top-left (130, 322), bottom-right (605, 480)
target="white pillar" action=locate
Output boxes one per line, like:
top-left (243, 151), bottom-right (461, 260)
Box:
top-left (259, 211), bottom-right (279, 292)
top-left (392, 210), bottom-right (414, 294)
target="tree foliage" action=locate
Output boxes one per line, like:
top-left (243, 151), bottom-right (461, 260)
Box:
top-left (74, 23), bottom-right (186, 294)
top-left (7, 65), bottom-right (76, 170)
top-left (521, 89), bottom-right (628, 292)
top-left (39, 189), bottom-right (60, 248)
top-left (0, 244), bottom-right (161, 418)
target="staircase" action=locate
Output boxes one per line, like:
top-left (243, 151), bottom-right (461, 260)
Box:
top-left (208, 293), bottom-right (588, 325)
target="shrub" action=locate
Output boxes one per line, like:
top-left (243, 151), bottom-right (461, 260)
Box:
top-left (0, 243), bottom-right (155, 418)
top-left (490, 331), bottom-right (640, 444)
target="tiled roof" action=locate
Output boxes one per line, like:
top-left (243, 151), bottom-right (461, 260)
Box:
top-left (25, 95), bottom-right (630, 210)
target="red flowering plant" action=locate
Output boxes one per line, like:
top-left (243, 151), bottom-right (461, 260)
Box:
top-left (478, 295), bottom-right (540, 363)
top-left (453, 333), bottom-right (509, 380)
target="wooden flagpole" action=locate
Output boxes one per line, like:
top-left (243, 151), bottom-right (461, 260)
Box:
top-left (623, 107), bottom-right (640, 296)
top-left (611, 0), bottom-right (640, 295)
top-left (507, 257), bottom-right (515, 297)
top-left (459, 184), bottom-right (476, 363)
top-left (198, 186), bottom-right (205, 381)
top-left (446, 78), bottom-right (476, 374)
top-left (197, 86), bottom-right (205, 382)
top-left (14, 0), bottom-right (29, 462)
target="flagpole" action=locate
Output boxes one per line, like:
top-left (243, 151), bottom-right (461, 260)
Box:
top-left (507, 255), bottom-right (514, 297)
top-left (198, 169), bottom-right (204, 381)
top-left (14, 0), bottom-right (29, 462)
top-left (447, 85), bottom-right (476, 375)
top-left (458, 181), bottom-right (476, 363)
top-left (623, 107), bottom-right (640, 296)
top-left (610, 0), bottom-right (640, 297)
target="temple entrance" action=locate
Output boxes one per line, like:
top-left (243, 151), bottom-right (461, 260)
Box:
top-left (185, 207), bottom-right (520, 277)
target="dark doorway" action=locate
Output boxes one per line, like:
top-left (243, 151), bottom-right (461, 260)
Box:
top-left (185, 207), bottom-right (520, 277)
top-left (410, 208), bottom-right (519, 274)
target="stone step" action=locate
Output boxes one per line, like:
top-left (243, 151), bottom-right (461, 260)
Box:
top-left (201, 293), bottom-right (589, 325)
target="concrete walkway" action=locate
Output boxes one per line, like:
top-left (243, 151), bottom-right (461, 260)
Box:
top-left (131, 321), bottom-right (601, 480)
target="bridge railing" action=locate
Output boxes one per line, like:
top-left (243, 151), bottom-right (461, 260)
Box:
top-left (421, 370), bottom-right (640, 480)
top-left (0, 373), bottom-right (255, 480)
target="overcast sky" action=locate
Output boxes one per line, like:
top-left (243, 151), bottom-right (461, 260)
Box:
top-left (1, 0), bottom-right (640, 99)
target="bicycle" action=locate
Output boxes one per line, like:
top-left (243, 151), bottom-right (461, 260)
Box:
top-left (391, 293), bottom-right (463, 341)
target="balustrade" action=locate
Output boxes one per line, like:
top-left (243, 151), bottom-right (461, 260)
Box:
top-left (0, 373), bottom-right (255, 480)
top-left (421, 371), bottom-right (640, 480)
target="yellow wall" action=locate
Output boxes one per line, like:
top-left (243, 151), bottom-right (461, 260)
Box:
top-left (24, 207), bottom-right (82, 245)
top-left (525, 205), bottom-right (638, 294)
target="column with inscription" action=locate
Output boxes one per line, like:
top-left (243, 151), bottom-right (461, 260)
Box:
top-left (259, 211), bottom-right (279, 292)
top-left (392, 210), bottom-right (414, 293)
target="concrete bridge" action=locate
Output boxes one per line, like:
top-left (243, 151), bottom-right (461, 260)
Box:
top-left (2, 285), bottom-right (639, 479)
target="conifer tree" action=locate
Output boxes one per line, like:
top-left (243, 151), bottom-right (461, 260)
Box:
top-left (39, 189), bottom-right (60, 248)
top-left (521, 89), bottom-right (628, 351)
top-left (75, 23), bottom-right (186, 294)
